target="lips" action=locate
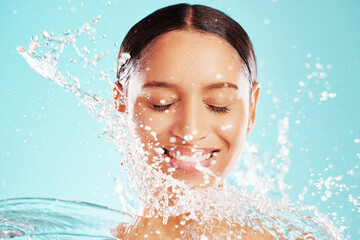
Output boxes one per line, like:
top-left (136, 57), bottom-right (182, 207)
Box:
top-left (162, 146), bottom-right (219, 173)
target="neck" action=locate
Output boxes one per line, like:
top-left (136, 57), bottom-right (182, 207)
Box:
top-left (124, 206), bottom-right (192, 238)
top-left (140, 204), bottom-right (190, 223)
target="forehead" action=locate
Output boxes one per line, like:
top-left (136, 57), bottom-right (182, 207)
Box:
top-left (140, 30), bottom-right (244, 85)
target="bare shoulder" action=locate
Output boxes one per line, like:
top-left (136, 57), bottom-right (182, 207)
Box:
top-left (210, 217), bottom-right (316, 240)
top-left (112, 217), bottom-right (316, 240)
top-left (113, 217), bottom-right (179, 240)
top-left (113, 220), bottom-right (144, 240)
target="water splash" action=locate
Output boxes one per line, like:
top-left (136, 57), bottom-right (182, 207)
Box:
top-left (13, 16), bottom-right (347, 240)
top-left (0, 198), bottom-right (131, 239)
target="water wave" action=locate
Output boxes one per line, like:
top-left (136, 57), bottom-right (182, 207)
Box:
top-left (0, 198), bottom-right (132, 239)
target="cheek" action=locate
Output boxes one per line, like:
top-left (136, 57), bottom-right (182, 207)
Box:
top-left (213, 110), bottom-right (248, 176)
top-left (133, 101), bottom-right (174, 142)
top-left (215, 118), bottom-right (247, 148)
top-left (215, 106), bottom-right (248, 144)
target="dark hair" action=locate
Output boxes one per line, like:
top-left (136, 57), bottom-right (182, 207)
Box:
top-left (117, 3), bottom-right (257, 90)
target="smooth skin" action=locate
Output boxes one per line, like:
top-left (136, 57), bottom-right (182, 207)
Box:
top-left (112, 30), bottom-right (314, 239)
top-left (115, 30), bottom-right (260, 187)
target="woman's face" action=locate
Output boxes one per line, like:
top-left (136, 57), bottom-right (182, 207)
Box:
top-left (117, 30), bottom-right (260, 187)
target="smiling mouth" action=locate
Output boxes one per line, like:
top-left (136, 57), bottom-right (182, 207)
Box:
top-left (161, 146), bottom-right (219, 173)
top-left (163, 147), bottom-right (219, 163)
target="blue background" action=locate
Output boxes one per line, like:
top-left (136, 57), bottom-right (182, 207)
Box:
top-left (1, 0), bottom-right (359, 238)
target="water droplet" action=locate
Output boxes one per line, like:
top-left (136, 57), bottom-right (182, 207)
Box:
top-left (320, 91), bottom-right (329, 101)
top-left (329, 93), bottom-right (336, 99)
top-left (82, 22), bottom-right (91, 31)
top-left (184, 134), bottom-right (193, 142)
top-left (221, 124), bottom-right (232, 130)
top-left (31, 35), bottom-right (39, 42)
top-left (92, 15), bottom-right (101, 26)
top-left (63, 29), bottom-right (71, 35)
top-left (298, 81), bottom-right (305, 87)
top-left (0, 228), bottom-right (25, 238)
top-left (315, 62), bottom-right (323, 70)
top-left (319, 72), bottom-right (327, 79)
top-left (167, 168), bottom-right (175, 172)
top-left (42, 31), bottom-right (49, 38)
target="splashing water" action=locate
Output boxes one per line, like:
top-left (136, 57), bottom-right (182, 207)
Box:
top-left (11, 15), bottom-right (347, 240)
top-left (0, 198), bottom-right (131, 239)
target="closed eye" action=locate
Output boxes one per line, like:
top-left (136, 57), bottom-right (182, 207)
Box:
top-left (206, 104), bottom-right (230, 114)
top-left (152, 103), bottom-right (229, 113)
top-left (152, 104), bottom-right (173, 112)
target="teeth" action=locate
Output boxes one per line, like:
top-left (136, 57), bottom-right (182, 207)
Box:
top-left (166, 150), bottom-right (213, 162)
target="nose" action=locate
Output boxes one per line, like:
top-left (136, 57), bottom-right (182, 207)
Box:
top-left (171, 100), bottom-right (209, 143)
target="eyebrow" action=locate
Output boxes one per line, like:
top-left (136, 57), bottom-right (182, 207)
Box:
top-left (204, 82), bottom-right (238, 90)
top-left (142, 81), bottom-right (238, 90)
top-left (142, 81), bottom-right (177, 89)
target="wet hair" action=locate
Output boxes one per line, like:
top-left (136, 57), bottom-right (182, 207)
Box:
top-left (117, 3), bottom-right (257, 92)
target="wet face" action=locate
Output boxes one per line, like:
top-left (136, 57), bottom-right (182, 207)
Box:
top-left (117, 30), bottom-right (260, 187)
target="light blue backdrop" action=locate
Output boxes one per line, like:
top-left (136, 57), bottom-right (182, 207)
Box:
top-left (1, 0), bottom-right (359, 238)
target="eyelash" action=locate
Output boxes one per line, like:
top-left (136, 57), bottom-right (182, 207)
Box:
top-left (151, 103), bottom-right (230, 114)
top-left (206, 104), bottom-right (230, 114)
top-left (152, 104), bottom-right (173, 112)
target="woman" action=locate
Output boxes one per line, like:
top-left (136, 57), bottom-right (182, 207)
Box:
top-left (112, 4), bottom-right (312, 240)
